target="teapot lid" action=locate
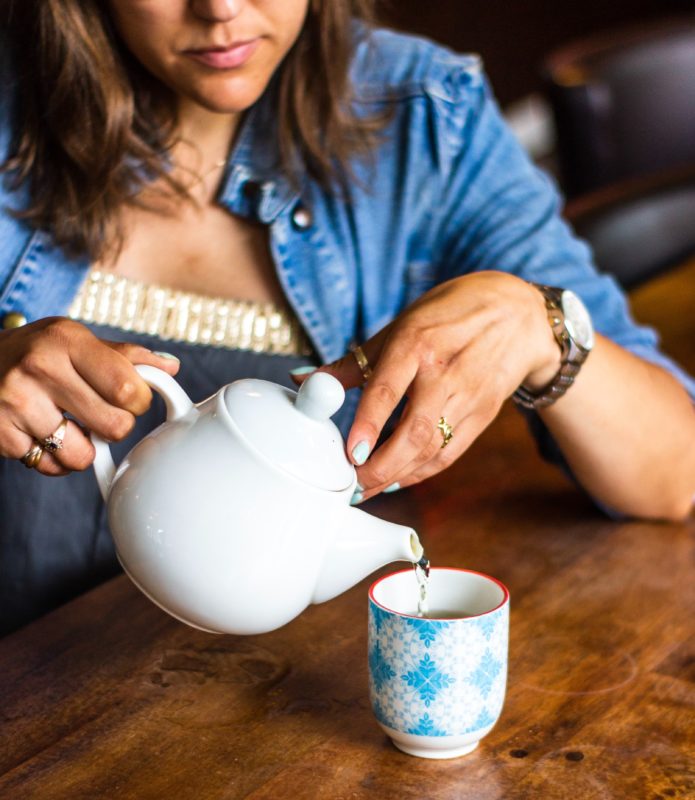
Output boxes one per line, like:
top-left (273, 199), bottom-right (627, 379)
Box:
top-left (223, 373), bottom-right (354, 491)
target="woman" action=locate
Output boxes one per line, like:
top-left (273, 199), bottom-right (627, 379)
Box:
top-left (1, 0), bottom-right (693, 634)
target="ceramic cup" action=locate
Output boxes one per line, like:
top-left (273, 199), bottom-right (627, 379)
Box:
top-left (368, 567), bottom-right (509, 759)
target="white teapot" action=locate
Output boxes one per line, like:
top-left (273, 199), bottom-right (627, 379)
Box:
top-left (92, 367), bottom-right (423, 635)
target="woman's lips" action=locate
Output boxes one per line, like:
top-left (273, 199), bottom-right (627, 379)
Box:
top-left (184, 39), bottom-right (260, 69)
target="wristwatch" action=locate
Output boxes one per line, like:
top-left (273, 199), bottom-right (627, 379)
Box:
top-left (513, 283), bottom-right (595, 410)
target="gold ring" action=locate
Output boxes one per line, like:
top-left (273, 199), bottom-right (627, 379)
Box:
top-left (42, 417), bottom-right (68, 454)
top-left (349, 344), bottom-right (373, 382)
top-left (21, 443), bottom-right (45, 469)
top-left (436, 416), bottom-right (454, 448)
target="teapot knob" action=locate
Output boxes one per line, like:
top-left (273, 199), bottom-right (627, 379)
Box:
top-left (295, 372), bottom-right (345, 421)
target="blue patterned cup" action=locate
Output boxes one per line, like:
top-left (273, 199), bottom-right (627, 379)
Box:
top-left (368, 567), bottom-right (509, 759)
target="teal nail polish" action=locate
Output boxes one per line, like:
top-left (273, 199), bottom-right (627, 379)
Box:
top-left (350, 490), bottom-right (364, 505)
top-left (289, 366), bottom-right (317, 376)
top-left (352, 441), bottom-right (370, 465)
top-left (384, 482), bottom-right (400, 493)
top-left (153, 351), bottom-right (180, 362)
top-left (355, 481), bottom-right (364, 492)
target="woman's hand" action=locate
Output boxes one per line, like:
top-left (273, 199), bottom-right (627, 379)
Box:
top-left (0, 317), bottom-right (180, 476)
top-left (295, 272), bottom-right (560, 500)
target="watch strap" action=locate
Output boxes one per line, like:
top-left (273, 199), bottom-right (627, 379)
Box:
top-left (513, 283), bottom-right (590, 410)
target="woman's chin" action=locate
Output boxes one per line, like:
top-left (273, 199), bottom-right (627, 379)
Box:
top-left (182, 82), bottom-right (267, 117)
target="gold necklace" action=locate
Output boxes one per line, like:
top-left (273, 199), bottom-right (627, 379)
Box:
top-left (192, 158), bottom-right (227, 187)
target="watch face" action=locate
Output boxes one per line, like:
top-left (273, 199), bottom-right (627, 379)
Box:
top-left (561, 290), bottom-right (595, 350)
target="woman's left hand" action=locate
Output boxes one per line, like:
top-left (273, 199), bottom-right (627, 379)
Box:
top-left (294, 271), bottom-right (561, 500)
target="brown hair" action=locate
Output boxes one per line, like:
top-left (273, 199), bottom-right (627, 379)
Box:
top-left (1, 0), bottom-right (379, 260)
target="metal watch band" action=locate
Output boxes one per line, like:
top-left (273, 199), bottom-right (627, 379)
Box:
top-left (512, 283), bottom-right (590, 411)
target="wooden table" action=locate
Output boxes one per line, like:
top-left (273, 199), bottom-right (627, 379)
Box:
top-left (1, 262), bottom-right (693, 800)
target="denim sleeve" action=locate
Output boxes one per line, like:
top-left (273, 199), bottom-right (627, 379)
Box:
top-left (425, 66), bottom-right (695, 514)
top-left (428, 69), bottom-right (695, 403)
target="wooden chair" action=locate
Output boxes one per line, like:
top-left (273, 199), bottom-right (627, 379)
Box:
top-left (564, 164), bottom-right (695, 289)
top-left (543, 17), bottom-right (695, 198)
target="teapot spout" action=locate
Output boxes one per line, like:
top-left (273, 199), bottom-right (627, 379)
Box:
top-left (312, 506), bottom-right (424, 605)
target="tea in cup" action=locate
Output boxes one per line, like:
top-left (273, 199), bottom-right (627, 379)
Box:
top-left (368, 567), bottom-right (509, 759)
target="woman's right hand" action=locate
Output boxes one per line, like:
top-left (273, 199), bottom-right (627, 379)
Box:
top-left (0, 317), bottom-right (180, 476)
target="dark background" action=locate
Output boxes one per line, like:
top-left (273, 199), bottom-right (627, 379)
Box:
top-left (376, 0), bottom-right (694, 106)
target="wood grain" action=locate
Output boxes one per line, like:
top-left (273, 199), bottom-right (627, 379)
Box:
top-left (0, 260), bottom-right (693, 800)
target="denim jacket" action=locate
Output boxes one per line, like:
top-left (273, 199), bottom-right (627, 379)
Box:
top-left (1, 27), bottom-right (694, 401)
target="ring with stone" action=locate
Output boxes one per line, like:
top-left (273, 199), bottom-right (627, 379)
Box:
top-left (42, 417), bottom-right (68, 454)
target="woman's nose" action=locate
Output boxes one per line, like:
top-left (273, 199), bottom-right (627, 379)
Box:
top-left (190, 0), bottom-right (244, 23)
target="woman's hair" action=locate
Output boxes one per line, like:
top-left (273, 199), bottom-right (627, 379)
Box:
top-left (1, 0), bottom-right (379, 260)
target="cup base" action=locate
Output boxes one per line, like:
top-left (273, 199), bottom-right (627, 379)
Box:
top-left (391, 738), bottom-right (479, 760)
top-left (378, 722), bottom-right (493, 760)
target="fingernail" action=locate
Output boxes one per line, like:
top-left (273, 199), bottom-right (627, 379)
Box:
top-left (350, 490), bottom-right (364, 505)
top-left (352, 441), bottom-right (370, 466)
top-left (153, 351), bottom-right (180, 362)
top-left (355, 481), bottom-right (364, 492)
top-left (383, 482), bottom-right (400, 493)
top-left (289, 365), bottom-right (317, 376)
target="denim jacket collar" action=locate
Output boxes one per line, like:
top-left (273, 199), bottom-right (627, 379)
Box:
top-left (218, 79), bottom-right (300, 224)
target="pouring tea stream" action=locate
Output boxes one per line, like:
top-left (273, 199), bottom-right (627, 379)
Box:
top-left (92, 367), bottom-right (423, 635)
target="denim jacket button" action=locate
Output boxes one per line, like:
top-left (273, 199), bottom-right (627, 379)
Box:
top-left (291, 204), bottom-right (313, 230)
top-left (2, 311), bottom-right (28, 329)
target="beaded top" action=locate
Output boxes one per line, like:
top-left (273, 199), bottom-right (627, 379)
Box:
top-left (68, 269), bottom-right (313, 357)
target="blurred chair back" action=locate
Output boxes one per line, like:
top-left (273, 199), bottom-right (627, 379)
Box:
top-left (565, 165), bottom-right (695, 289)
top-left (544, 18), bottom-right (695, 198)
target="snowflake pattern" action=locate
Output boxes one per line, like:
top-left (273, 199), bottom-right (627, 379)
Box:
top-left (405, 617), bottom-right (450, 648)
top-left (476, 614), bottom-right (497, 641)
top-left (407, 712), bottom-right (448, 737)
top-left (465, 706), bottom-right (496, 733)
top-left (466, 648), bottom-right (503, 699)
top-left (369, 592), bottom-right (508, 740)
top-left (369, 640), bottom-right (396, 693)
top-left (370, 603), bottom-right (390, 634)
top-left (402, 652), bottom-right (455, 707)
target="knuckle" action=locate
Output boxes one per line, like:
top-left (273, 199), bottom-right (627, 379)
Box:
top-left (368, 382), bottom-right (399, 409)
top-left (19, 350), bottom-right (52, 379)
top-left (416, 438), bottom-right (441, 464)
top-left (44, 317), bottom-right (81, 343)
top-left (112, 378), bottom-right (141, 409)
top-left (0, 375), bottom-right (26, 411)
top-left (414, 336), bottom-right (437, 365)
top-left (407, 414), bottom-right (435, 448)
top-left (368, 465), bottom-right (390, 486)
top-left (68, 446), bottom-right (95, 472)
top-left (393, 326), bottom-right (419, 352)
top-left (103, 410), bottom-right (135, 441)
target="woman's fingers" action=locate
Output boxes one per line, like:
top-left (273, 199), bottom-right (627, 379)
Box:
top-left (0, 318), bottom-right (183, 476)
top-left (290, 328), bottom-right (391, 390)
top-left (26, 420), bottom-right (91, 476)
top-left (5, 381), bottom-right (96, 471)
top-left (105, 341), bottom-right (181, 376)
top-left (38, 419), bottom-right (95, 473)
top-left (0, 422), bottom-right (70, 476)
top-left (357, 395), bottom-right (502, 500)
top-left (344, 335), bottom-right (421, 467)
top-left (352, 370), bottom-right (449, 487)
top-left (73, 340), bottom-right (170, 418)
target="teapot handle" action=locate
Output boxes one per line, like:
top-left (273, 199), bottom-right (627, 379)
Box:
top-left (91, 365), bottom-right (194, 501)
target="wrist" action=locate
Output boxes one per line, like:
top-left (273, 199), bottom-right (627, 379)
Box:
top-left (513, 283), bottom-right (595, 410)
top-left (522, 283), bottom-right (562, 391)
